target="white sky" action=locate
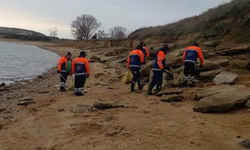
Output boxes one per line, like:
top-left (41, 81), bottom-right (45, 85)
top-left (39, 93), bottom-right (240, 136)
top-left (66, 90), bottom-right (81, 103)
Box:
top-left (0, 0), bottom-right (232, 39)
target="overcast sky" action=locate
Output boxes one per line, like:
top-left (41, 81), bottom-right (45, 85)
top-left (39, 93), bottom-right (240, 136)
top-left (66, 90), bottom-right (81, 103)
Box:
top-left (0, 0), bottom-right (232, 39)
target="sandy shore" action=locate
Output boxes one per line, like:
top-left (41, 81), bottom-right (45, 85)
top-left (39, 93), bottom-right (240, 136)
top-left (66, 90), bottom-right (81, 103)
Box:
top-left (0, 40), bottom-right (250, 150)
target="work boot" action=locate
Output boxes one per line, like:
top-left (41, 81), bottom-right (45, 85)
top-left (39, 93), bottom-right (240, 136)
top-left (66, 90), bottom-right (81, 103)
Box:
top-left (60, 87), bottom-right (67, 92)
top-left (131, 82), bottom-right (136, 92)
top-left (147, 84), bottom-right (154, 95)
top-left (156, 86), bottom-right (162, 94)
top-left (138, 83), bottom-right (146, 91)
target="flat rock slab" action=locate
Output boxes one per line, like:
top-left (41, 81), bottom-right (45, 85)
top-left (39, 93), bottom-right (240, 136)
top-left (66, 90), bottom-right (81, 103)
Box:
top-left (200, 68), bottom-right (223, 80)
top-left (72, 105), bottom-right (92, 113)
top-left (17, 98), bottom-right (36, 106)
top-left (194, 85), bottom-right (250, 113)
top-left (245, 100), bottom-right (250, 108)
top-left (156, 88), bottom-right (184, 97)
top-left (160, 95), bottom-right (184, 102)
top-left (213, 71), bottom-right (238, 85)
top-left (213, 59), bottom-right (229, 66)
top-left (193, 85), bottom-right (232, 100)
top-left (93, 101), bottom-right (125, 110)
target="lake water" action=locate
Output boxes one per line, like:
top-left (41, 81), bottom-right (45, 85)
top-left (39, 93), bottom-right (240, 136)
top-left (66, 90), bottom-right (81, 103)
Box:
top-left (0, 41), bottom-right (59, 84)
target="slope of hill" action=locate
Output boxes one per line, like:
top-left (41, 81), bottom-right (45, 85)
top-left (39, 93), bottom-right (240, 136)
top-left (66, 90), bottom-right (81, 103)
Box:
top-left (128, 0), bottom-right (250, 44)
top-left (0, 27), bottom-right (46, 37)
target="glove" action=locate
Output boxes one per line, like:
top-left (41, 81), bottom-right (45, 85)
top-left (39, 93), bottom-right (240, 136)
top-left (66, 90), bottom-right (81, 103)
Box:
top-left (200, 64), bottom-right (203, 68)
top-left (57, 70), bottom-right (60, 74)
top-left (161, 69), bottom-right (165, 72)
top-left (86, 74), bottom-right (90, 78)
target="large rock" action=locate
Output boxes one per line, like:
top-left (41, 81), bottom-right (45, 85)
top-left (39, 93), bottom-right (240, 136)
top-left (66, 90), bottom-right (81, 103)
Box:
top-left (160, 95), bottom-right (184, 102)
top-left (196, 60), bottom-right (220, 72)
top-left (213, 59), bottom-right (229, 66)
top-left (193, 85), bottom-right (232, 100)
top-left (141, 61), bottom-right (153, 77)
top-left (213, 71), bottom-right (238, 85)
top-left (199, 68), bottom-right (223, 80)
top-left (216, 45), bottom-right (250, 55)
top-left (156, 88), bottom-right (184, 97)
top-left (194, 85), bottom-right (250, 113)
top-left (229, 59), bottom-right (250, 70)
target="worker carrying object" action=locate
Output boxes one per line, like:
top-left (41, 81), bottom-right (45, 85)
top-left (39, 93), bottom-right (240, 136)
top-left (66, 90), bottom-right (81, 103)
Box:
top-left (57, 52), bottom-right (72, 92)
top-left (182, 42), bottom-right (204, 87)
top-left (148, 44), bottom-right (169, 95)
top-left (72, 51), bottom-right (90, 96)
top-left (127, 44), bottom-right (145, 92)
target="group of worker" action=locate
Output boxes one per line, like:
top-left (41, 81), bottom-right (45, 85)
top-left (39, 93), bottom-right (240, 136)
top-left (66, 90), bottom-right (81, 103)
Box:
top-left (57, 42), bottom-right (204, 96)
top-left (127, 42), bottom-right (204, 95)
top-left (57, 51), bottom-right (90, 96)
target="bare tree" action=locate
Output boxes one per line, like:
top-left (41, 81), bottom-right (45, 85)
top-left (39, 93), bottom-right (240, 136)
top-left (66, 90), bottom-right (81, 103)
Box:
top-left (96, 30), bottom-right (107, 39)
top-left (71, 14), bottom-right (101, 40)
top-left (48, 27), bottom-right (58, 37)
top-left (109, 26), bottom-right (128, 39)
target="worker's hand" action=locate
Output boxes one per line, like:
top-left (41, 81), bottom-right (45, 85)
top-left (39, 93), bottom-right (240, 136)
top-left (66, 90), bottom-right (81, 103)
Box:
top-left (57, 70), bottom-right (60, 74)
top-left (161, 69), bottom-right (165, 72)
top-left (200, 64), bottom-right (203, 68)
top-left (86, 75), bottom-right (90, 78)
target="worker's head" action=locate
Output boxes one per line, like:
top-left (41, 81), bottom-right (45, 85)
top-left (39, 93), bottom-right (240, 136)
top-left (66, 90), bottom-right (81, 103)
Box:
top-left (161, 44), bottom-right (170, 53)
top-left (193, 42), bottom-right (199, 47)
top-left (79, 51), bottom-right (86, 57)
top-left (66, 52), bottom-right (72, 60)
top-left (135, 42), bottom-right (144, 51)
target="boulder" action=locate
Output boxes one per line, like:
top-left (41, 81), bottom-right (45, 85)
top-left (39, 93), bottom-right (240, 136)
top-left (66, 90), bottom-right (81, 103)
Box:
top-left (72, 105), bottom-right (92, 113)
top-left (196, 60), bottom-right (220, 72)
top-left (156, 88), bottom-right (184, 97)
top-left (216, 45), bottom-right (250, 55)
top-left (193, 85), bottom-right (232, 100)
top-left (165, 49), bottom-right (185, 68)
top-left (229, 59), bottom-right (250, 70)
top-left (160, 95), bottom-right (184, 102)
top-left (199, 68), bottom-right (223, 80)
top-left (202, 41), bottom-right (221, 47)
top-left (213, 71), bottom-right (238, 85)
top-left (213, 59), bottom-right (229, 66)
top-left (194, 85), bottom-right (250, 113)
top-left (141, 61), bottom-right (153, 77)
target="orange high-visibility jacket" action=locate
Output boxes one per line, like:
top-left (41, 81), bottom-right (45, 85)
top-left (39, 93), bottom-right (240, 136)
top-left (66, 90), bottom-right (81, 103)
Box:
top-left (183, 46), bottom-right (204, 65)
top-left (57, 57), bottom-right (72, 73)
top-left (72, 57), bottom-right (90, 76)
top-left (143, 47), bottom-right (150, 58)
top-left (127, 49), bottom-right (145, 69)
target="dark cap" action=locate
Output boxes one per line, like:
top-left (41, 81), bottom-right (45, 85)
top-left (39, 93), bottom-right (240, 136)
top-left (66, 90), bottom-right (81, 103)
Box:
top-left (66, 52), bottom-right (72, 56)
top-left (193, 42), bottom-right (199, 47)
top-left (79, 51), bottom-right (86, 57)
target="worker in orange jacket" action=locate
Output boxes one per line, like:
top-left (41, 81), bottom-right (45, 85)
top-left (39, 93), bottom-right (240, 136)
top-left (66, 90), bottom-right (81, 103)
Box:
top-left (72, 51), bottom-right (90, 96)
top-left (127, 45), bottom-right (145, 92)
top-left (148, 45), bottom-right (169, 95)
top-left (57, 52), bottom-right (72, 92)
top-left (182, 42), bottom-right (204, 87)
